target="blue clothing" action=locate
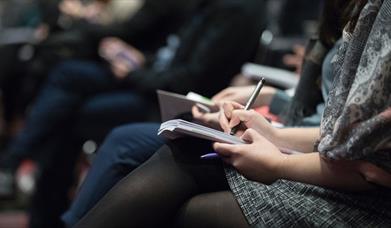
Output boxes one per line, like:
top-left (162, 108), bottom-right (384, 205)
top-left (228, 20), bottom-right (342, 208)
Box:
top-left (62, 123), bottom-right (165, 226)
top-left (2, 60), bottom-right (149, 228)
top-left (4, 60), bottom-right (148, 170)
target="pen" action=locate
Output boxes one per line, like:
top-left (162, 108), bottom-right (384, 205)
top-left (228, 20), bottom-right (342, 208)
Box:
top-left (200, 153), bottom-right (219, 159)
top-left (230, 77), bottom-right (265, 135)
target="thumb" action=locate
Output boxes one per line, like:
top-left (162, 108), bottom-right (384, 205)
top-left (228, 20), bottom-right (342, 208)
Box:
top-left (213, 142), bottom-right (237, 157)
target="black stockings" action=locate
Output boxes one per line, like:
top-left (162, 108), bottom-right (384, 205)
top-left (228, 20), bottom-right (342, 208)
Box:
top-left (75, 139), bottom-right (248, 227)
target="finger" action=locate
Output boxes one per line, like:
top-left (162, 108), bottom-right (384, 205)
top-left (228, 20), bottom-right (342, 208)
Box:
top-left (240, 128), bottom-right (261, 143)
top-left (192, 105), bottom-right (214, 123)
top-left (230, 101), bottom-right (245, 109)
top-left (218, 109), bottom-right (230, 133)
top-left (223, 102), bottom-right (235, 119)
top-left (115, 58), bottom-right (132, 71)
top-left (228, 109), bottom-right (253, 128)
top-left (111, 61), bottom-right (130, 79)
top-left (213, 142), bottom-right (238, 157)
top-left (191, 105), bottom-right (203, 116)
top-left (222, 102), bottom-right (243, 119)
top-left (192, 105), bottom-right (203, 118)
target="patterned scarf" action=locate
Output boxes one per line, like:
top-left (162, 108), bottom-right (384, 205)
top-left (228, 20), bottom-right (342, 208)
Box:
top-left (318, 0), bottom-right (391, 170)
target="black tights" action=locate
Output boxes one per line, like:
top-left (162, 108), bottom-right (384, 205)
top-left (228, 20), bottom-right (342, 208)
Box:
top-left (75, 139), bottom-right (249, 227)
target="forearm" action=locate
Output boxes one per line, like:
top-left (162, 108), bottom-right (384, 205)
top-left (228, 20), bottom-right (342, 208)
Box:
top-left (280, 153), bottom-right (374, 191)
top-left (273, 127), bottom-right (319, 152)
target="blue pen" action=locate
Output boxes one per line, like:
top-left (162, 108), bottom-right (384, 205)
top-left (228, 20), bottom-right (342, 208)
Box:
top-left (200, 153), bottom-right (219, 159)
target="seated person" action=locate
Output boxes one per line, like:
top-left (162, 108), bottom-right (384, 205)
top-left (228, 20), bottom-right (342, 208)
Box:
top-left (0, 0), bottom-right (197, 140)
top-left (74, 0), bottom-right (391, 227)
top-left (0, 0), bottom-right (266, 227)
top-left (63, 26), bottom-right (342, 226)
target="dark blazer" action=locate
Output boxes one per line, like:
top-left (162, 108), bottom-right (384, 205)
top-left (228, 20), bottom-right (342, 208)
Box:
top-left (126, 0), bottom-right (266, 98)
top-left (82, 0), bottom-right (202, 53)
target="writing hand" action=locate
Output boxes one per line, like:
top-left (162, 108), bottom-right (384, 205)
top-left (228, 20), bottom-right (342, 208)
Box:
top-left (214, 129), bottom-right (285, 184)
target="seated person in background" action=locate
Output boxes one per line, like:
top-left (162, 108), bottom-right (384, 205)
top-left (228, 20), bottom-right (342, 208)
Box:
top-left (75, 0), bottom-right (391, 226)
top-left (0, 0), bottom-right (196, 141)
top-left (63, 1), bottom-right (344, 223)
top-left (0, 0), bottom-right (266, 227)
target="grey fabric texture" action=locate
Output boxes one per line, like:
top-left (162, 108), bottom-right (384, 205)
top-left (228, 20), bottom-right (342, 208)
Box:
top-left (225, 0), bottom-right (391, 226)
top-left (225, 165), bottom-right (391, 227)
top-left (318, 0), bottom-right (391, 169)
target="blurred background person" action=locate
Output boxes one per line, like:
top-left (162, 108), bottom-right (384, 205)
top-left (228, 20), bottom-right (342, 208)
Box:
top-left (0, 0), bottom-right (328, 227)
top-left (0, 0), bottom-right (139, 143)
top-left (0, 0), bottom-right (266, 227)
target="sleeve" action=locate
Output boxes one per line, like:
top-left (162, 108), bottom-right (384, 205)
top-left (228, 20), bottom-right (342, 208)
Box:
top-left (81, 0), bottom-right (196, 50)
top-left (125, 0), bottom-right (265, 96)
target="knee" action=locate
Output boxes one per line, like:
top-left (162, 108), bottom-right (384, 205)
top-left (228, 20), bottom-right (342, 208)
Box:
top-left (98, 125), bottom-right (142, 160)
top-left (107, 123), bottom-right (161, 146)
top-left (106, 125), bottom-right (133, 145)
top-left (98, 123), bottom-right (162, 163)
top-left (47, 60), bottom-right (102, 89)
top-left (176, 192), bottom-right (249, 228)
top-left (47, 61), bottom-right (79, 86)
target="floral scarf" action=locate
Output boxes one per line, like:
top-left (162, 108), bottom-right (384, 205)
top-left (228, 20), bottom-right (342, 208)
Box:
top-left (318, 0), bottom-right (391, 170)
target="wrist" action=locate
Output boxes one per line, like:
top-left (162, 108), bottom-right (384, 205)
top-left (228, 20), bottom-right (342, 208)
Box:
top-left (268, 126), bottom-right (280, 144)
top-left (276, 155), bottom-right (289, 180)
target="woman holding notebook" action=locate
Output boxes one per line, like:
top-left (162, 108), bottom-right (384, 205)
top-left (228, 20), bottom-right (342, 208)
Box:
top-left (75, 0), bottom-right (391, 227)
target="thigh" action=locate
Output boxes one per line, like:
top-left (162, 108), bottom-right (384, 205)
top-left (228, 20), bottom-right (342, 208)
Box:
top-left (175, 191), bottom-right (249, 228)
top-left (104, 123), bottom-right (167, 166)
top-left (63, 123), bottom-right (166, 227)
top-left (77, 93), bottom-right (151, 141)
top-left (76, 139), bottom-right (229, 227)
top-left (47, 60), bottom-right (123, 95)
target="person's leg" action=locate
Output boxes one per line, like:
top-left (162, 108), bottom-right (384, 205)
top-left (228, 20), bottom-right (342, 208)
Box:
top-left (28, 106), bottom-right (152, 227)
top-left (0, 60), bottom-right (124, 171)
top-left (75, 138), bottom-right (229, 227)
top-left (62, 123), bottom-right (165, 227)
top-left (28, 129), bottom-right (81, 228)
top-left (76, 91), bottom-right (150, 143)
top-left (175, 191), bottom-right (249, 228)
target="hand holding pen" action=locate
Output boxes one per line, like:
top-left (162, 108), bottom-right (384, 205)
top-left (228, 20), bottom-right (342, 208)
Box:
top-left (201, 78), bottom-right (265, 159)
top-left (230, 77), bottom-right (265, 135)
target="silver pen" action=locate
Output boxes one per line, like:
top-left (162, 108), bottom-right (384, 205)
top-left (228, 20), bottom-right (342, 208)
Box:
top-left (230, 77), bottom-right (265, 135)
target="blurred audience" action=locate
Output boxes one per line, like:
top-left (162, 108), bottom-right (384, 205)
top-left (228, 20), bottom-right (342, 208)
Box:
top-left (75, 0), bottom-right (391, 226)
top-left (0, 0), bottom-right (139, 141)
top-left (1, 0), bottom-right (266, 227)
top-left (0, 0), bottom-right (342, 228)
top-left (62, 1), bottom-right (339, 225)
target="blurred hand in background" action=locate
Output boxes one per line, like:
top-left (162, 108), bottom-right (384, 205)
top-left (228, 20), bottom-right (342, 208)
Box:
top-left (99, 37), bottom-right (145, 79)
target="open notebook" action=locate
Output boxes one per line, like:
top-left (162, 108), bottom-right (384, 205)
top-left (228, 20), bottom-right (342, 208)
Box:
top-left (158, 119), bottom-right (302, 155)
top-left (158, 119), bottom-right (245, 145)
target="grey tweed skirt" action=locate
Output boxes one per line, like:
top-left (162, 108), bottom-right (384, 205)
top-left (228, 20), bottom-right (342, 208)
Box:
top-left (225, 167), bottom-right (391, 227)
